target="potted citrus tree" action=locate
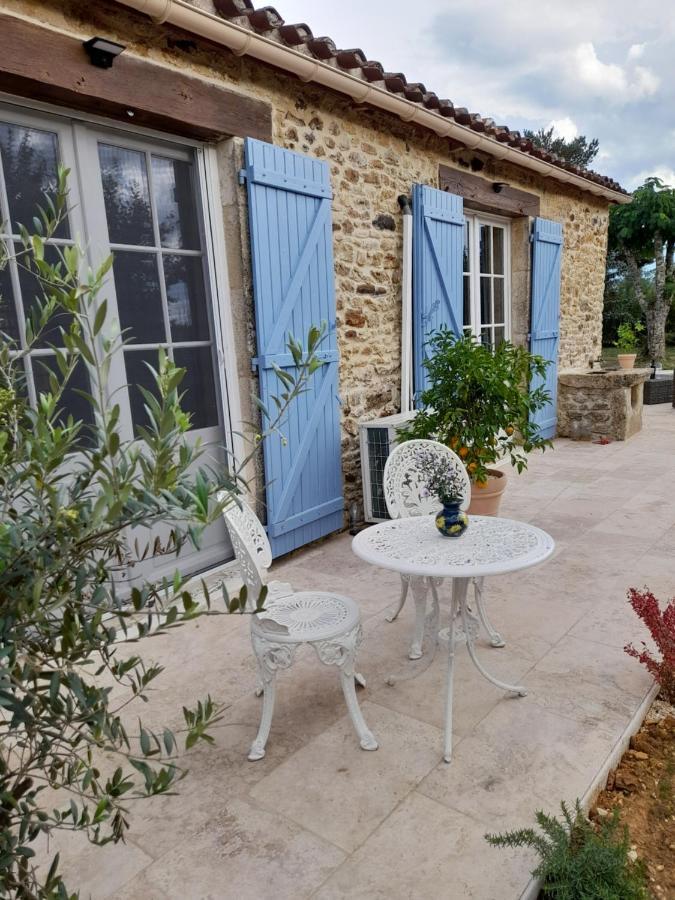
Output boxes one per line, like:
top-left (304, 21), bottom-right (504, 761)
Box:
top-left (400, 329), bottom-right (553, 515)
top-left (614, 322), bottom-right (644, 369)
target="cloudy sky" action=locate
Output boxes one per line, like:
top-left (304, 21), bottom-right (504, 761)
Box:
top-left (275, 0), bottom-right (675, 190)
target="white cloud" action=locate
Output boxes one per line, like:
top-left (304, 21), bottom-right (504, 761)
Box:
top-left (547, 117), bottom-right (579, 142)
top-left (627, 167), bottom-right (675, 191)
top-left (633, 65), bottom-right (660, 95)
top-left (573, 43), bottom-right (626, 96)
top-left (628, 43), bottom-right (645, 59)
top-left (570, 42), bottom-right (659, 101)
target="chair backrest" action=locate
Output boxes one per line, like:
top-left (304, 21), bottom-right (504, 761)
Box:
top-left (218, 493), bottom-right (272, 606)
top-left (383, 439), bottom-right (471, 519)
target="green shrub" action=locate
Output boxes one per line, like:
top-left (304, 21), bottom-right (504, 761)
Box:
top-left (485, 801), bottom-right (649, 899)
top-left (0, 168), bottom-right (322, 897)
top-left (400, 328), bottom-right (552, 484)
top-left (615, 321), bottom-right (645, 353)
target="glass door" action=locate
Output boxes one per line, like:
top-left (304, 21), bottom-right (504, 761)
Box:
top-left (0, 103), bottom-right (234, 582)
top-left (75, 124), bottom-right (232, 583)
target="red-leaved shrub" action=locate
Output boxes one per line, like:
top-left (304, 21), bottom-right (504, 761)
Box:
top-left (624, 587), bottom-right (675, 703)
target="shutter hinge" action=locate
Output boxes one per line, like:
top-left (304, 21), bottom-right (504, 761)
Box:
top-left (238, 168), bottom-right (247, 186)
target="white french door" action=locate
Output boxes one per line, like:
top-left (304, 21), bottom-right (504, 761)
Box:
top-left (0, 102), bottom-right (234, 581)
top-left (462, 213), bottom-right (511, 346)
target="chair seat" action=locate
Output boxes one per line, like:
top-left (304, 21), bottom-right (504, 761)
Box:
top-left (252, 591), bottom-right (360, 643)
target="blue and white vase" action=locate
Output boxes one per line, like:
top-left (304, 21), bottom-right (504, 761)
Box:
top-left (435, 499), bottom-right (469, 538)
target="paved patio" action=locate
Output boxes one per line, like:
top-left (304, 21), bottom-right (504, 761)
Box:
top-left (53, 406), bottom-right (673, 899)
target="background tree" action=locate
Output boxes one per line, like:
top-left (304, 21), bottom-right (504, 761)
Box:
top-left (0, 170), bottom-right (323, 898)
top-left (608, 177), bottom-right (675, 363)
top-left (523, 126), bottom-right (600, 169)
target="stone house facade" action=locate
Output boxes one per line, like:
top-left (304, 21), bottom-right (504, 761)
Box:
top-left (0, 0), bottom-right (629, 570)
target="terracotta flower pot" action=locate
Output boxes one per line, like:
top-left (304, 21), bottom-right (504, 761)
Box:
top-left (467, 468), bottom-right (507, 516)
top-left (617, 353), bottom-right (637, 370)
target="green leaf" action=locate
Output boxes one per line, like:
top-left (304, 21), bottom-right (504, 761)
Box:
top-left (93, 299), bottom-right (108, 336)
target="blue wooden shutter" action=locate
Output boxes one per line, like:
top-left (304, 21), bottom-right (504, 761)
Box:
top-left (243, 138), bottom-right (343, 557)
top-left (530, 217), bottom-right (563, 439)
top-left (412, 184), bottom-right (464, 400)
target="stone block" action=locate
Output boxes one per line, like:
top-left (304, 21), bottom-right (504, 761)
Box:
top-left (558, 369), bottom-right (649, 440)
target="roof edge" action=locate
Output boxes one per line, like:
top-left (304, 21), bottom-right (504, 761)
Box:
top-left (115, 0), bottom-right (631, 205)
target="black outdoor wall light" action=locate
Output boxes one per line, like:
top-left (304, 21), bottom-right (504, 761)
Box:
top-left (83, 37), bottom-right (126, 69)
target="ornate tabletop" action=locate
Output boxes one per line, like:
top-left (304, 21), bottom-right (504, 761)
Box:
top-left (352, 514), bottom-right (555, 579)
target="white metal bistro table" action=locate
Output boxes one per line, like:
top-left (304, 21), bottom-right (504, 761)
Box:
top-left (352, 514), bottom-right (555, 762)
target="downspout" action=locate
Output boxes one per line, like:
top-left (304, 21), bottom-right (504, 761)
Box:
top-left (398, 195), bottom-right (413, 414)
top-left (112, 0), bottom-right (630, 206)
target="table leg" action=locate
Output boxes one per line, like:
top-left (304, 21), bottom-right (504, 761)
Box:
top-left (460, 590), bottom-right (527, 697)
top-left (443, 577), bottom-right (465, 763)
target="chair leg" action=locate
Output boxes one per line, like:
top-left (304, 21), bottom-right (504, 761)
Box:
top-left (248, 631), bottom-right (296, 761)
top-left (386, 574), bottom-right (410, 623)
top-left (473, 577), bottom-right (505, 648)
top-left (409, 576), bottom-right (428, 660)
top-left (314, 626), bottom-right (378, 752)
top-left (248, 675), bottom-right (276, 761)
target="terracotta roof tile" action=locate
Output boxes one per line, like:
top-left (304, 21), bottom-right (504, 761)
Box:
top-left (211, 0), bottom-right (626, 195)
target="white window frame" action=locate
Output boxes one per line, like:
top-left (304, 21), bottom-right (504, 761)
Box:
top-left (463, 211), bottom-right (511, 345)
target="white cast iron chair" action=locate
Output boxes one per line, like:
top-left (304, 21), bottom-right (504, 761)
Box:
top-left (382, 439), bottom-right (505, 659)
top-left (219, 493), bottom-right (378, 761)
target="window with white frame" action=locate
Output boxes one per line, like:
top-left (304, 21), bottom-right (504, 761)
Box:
top-left (462, 214), bottom-right (510, 347)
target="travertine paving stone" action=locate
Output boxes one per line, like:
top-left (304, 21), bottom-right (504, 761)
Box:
top-left (46, 408), bottom-right (673, 899)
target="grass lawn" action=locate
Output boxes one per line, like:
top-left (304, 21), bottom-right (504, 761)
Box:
top-left (602, 344), bottom-right (675, 370)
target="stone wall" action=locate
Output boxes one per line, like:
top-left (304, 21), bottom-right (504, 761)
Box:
top-left (8, 0), bottom-right (613, 510)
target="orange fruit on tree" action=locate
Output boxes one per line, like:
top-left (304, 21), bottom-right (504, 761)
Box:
top-left (505, 425), bottom-right (514, 436)
top-left (467, 462), bottom-right (477, 474)
top-left (459, 446), bottom-right (469, 458)
top-left (449, 436), bottom-right (459, 450)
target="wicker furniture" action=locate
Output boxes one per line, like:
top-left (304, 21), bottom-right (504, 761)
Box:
top-left (220, 494), bottom-right (378, 761)
top-left (382, 439), bottom-right (505, 659)
top-left (644, 374), bottom-right (673, 405)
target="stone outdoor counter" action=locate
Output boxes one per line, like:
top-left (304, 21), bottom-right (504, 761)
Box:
top-left (557, 368), bottom-right (651, 441)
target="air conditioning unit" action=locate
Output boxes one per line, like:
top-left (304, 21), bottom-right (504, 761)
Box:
top-left (359, 411), bottom-right (416, 522)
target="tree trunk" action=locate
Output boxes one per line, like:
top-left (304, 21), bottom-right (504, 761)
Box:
top-left (645, 304), bottom-right (668, 363)
top-left (649, 232), bottom-right (669, 363)
top-left (624, 250), bottom-right (645, 308)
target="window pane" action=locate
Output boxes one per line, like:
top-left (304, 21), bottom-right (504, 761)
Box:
top-left (0, 122), bottom-right (69, 239)
top-left (494, 326), bottom-right (506, 347)
top-left (480, 328), bottom-right (491, 347)
top-left (0, 257), bottom-right (19, 341)
top-left (493, 279), bottom-right (505, 323)
top-left (124, 348), bottom-right (161, 433)
top-left (164, 255), bottom-right (210, 342)
top-left (479, 225), bottom-right (491, 274)
top-left (173, 347), bottom-right (218, 430)
top-left (33, 354), bottom-right (95, 433)
top-left (152, 157), bottom-right (200, 250)
top-left (18, 244), bottom-right (74, 347)
top-left (462, 221), bottom-right (470, 273)
top-left (480, 277), bottom-right (492, 325)
top-left (98, 144), bottom-right (153, 246)
top-left (493, 227), bottom-right (505, 275)
top-left (463, 274), bottom-right (471, 328)
top-left (112, 251), bottom-right (165, 344)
